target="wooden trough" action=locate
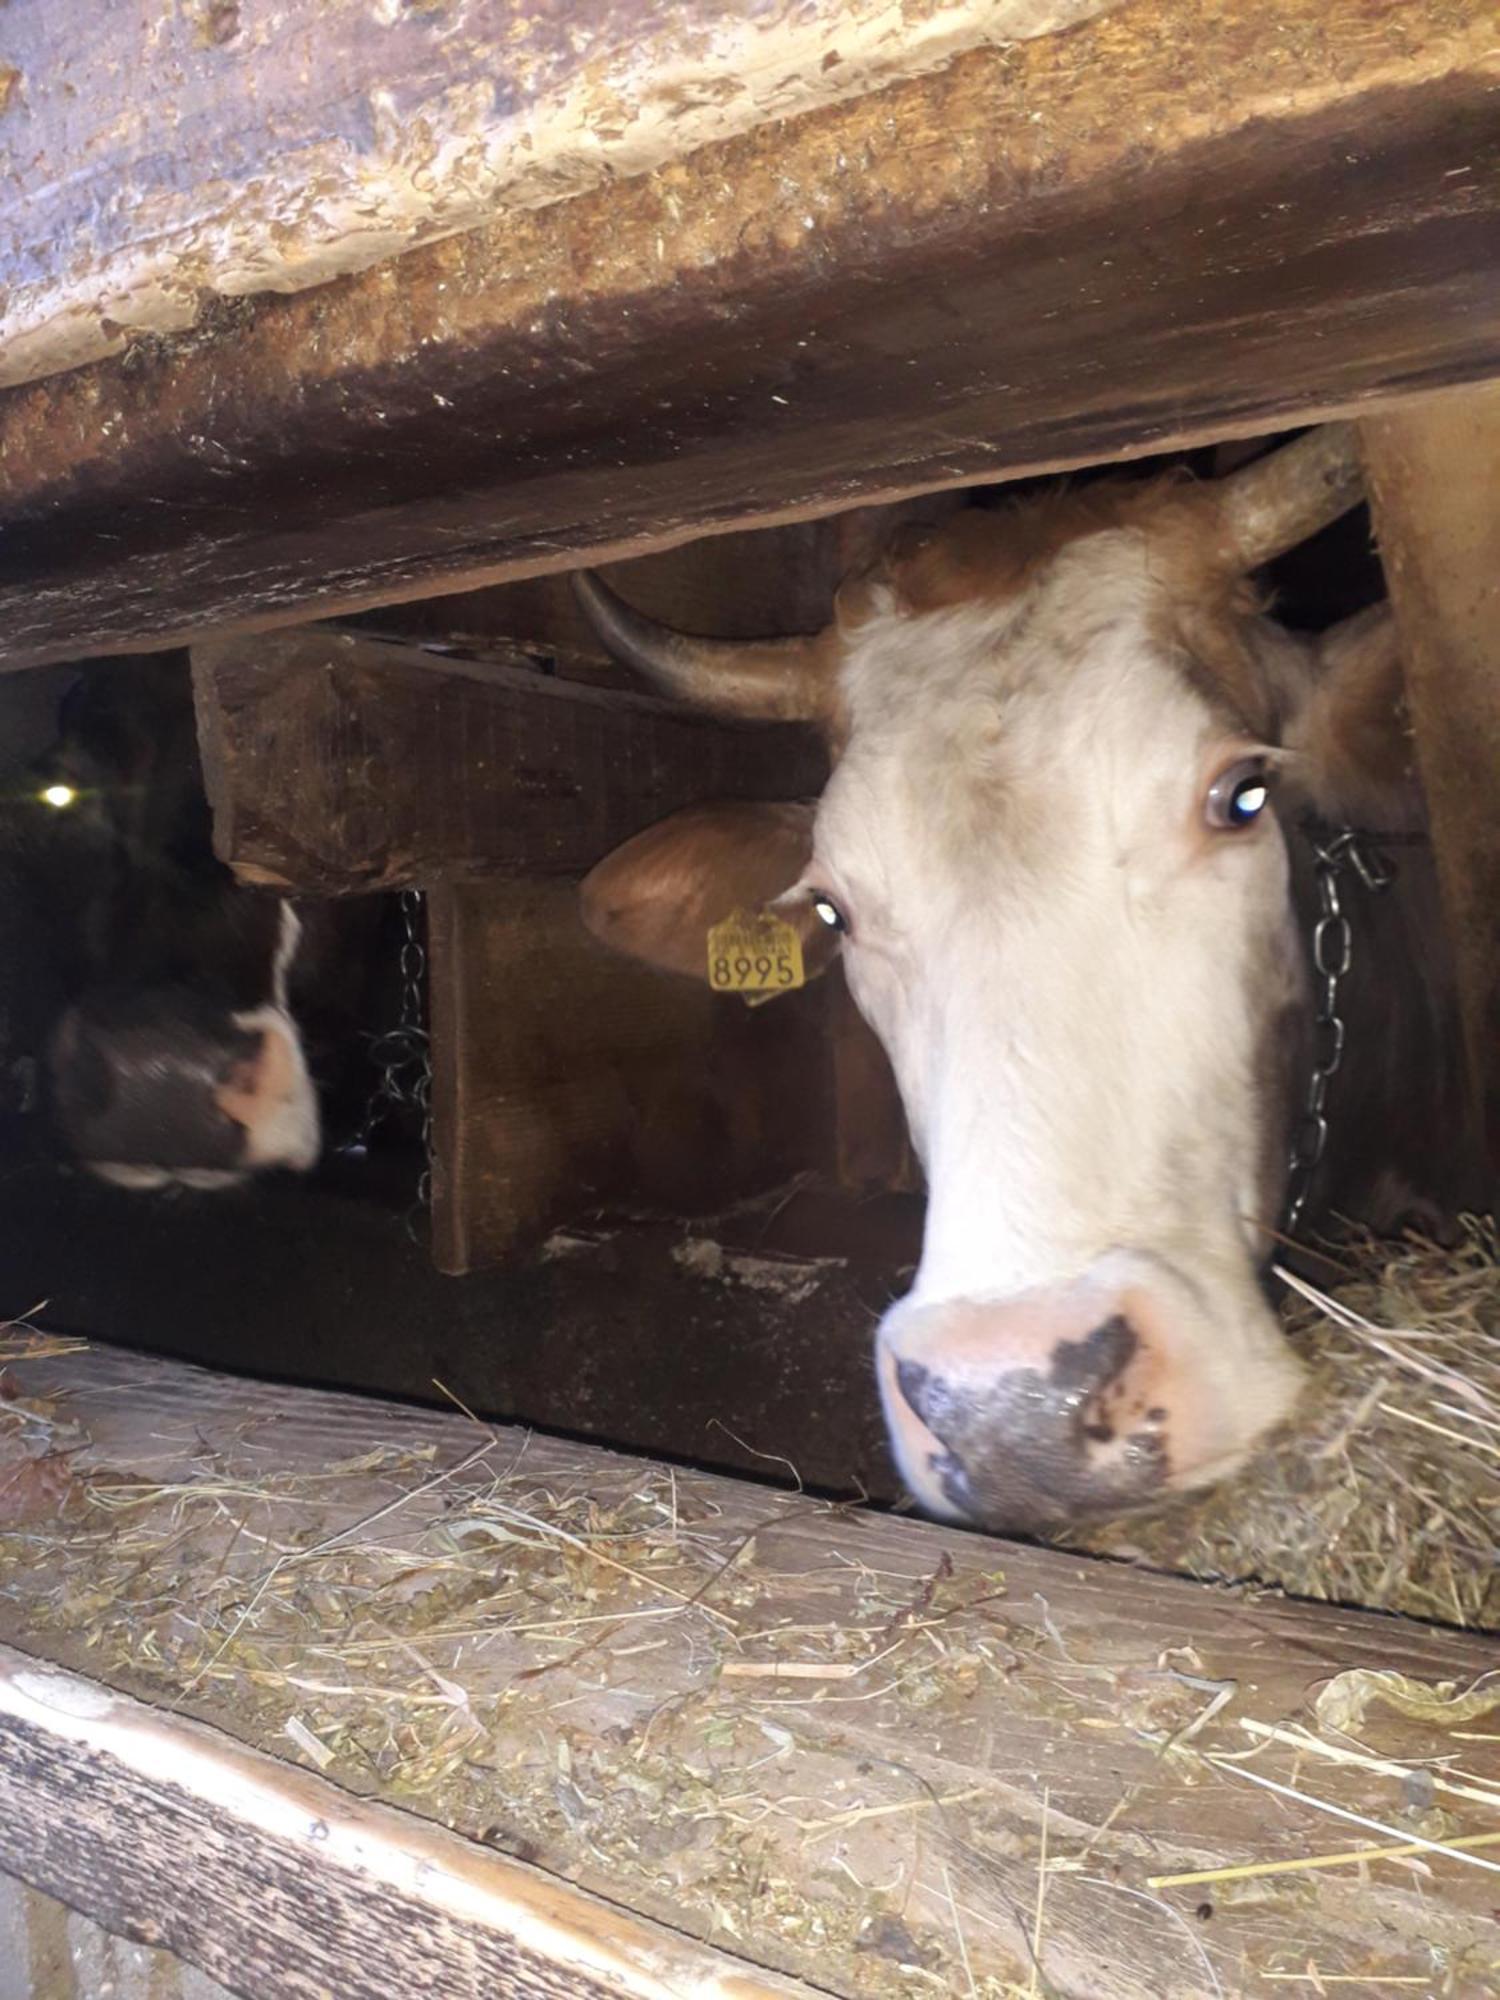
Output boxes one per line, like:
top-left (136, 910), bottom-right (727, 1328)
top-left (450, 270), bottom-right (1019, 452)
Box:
top-left (2, 1337), bottom-right (1498, 1998)
top-left (1, 1), bottom-right (1499, 1994)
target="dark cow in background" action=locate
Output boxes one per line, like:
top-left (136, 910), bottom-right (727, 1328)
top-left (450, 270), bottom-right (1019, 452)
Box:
top-left (0, 653), bottom-right (386, 1192)
top-left (575, 425), bottom-right (1492, 1535)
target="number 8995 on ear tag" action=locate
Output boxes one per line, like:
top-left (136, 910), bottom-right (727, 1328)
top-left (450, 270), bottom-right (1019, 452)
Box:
top-left (707, 908), bottom-right (805, 996)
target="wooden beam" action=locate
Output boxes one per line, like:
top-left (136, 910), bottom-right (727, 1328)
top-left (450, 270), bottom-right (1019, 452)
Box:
top-left (1, 2), bottom-right (1497, 669)
top-left (0, 1648), bottom-right (814, 2000)
top-left (0, 0), bottom-right (1117, 392)
top-left (427, 880), bottom-right (834, 1271)
top-left (1, 1343), bottom-right (1497, 1997)
top-left (190, 627), bottom-right (826, 894)
top-left (1359, 384), bottom-right (1500, 1165)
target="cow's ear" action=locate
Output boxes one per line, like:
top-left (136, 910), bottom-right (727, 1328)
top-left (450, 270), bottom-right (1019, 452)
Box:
top-left (1282, 604), bottom-right (1423, 831)
top-left (581, 801), bottom-right (834, 984)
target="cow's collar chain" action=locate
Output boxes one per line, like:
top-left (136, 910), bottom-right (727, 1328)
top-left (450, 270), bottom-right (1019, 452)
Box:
top-left (1283, 822), bottom-right (1425, 1233)
top-left (342, 887), bottom-right (433, 1232)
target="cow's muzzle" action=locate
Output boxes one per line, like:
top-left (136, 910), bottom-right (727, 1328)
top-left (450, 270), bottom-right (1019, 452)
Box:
top-left (875, 1252), bottom-right (1303, 1535)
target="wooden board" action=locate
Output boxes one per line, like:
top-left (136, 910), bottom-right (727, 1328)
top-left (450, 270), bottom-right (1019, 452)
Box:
top-left (1358, 385), bottom-right (1500, 1169)
top-left (1, 1341), bottom-right (1497, 1998)
top-left (0, 2), bottom-right (1497, 670)
top-left (190, 627), bottom-right (827, 894)
top-left (427, 880), bottom-right (834, 1271)
top-left (0, 0), bottom-right (1116, 392)
top-left (0, 1650), bottom-right (812, 2000)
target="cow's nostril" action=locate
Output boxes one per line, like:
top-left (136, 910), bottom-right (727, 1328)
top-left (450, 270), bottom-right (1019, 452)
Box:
top-left (895, 1358), bottom-right (935, 1426)
top-left (1051, 1313), bottom-right (1139, 1395)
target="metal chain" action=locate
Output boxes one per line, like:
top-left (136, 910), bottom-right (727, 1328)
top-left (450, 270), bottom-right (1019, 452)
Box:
top-left (1283, 829), bottom-right (1398, 1233)
top-left (341, 888), bottom-right (433, 1212)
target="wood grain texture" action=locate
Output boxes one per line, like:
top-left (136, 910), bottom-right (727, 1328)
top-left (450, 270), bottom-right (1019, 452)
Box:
top-left (1359, 384), bottom-right (1500, 1167)
top-left (0, 0), bottom-right (1117, 391)
top-left (190, 627), bottom-right (827, 894)
top-left (427, 879), bottom-right (834, 1270)
top-left (0, 1), bottom-right (1496, 669)
top-left (1, 1343), bottom-right (1497, 1997)
top-left (0, 1649), bottom-right (814, 2000)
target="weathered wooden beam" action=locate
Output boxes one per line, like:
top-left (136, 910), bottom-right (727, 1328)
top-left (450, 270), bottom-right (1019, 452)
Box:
top-left (427, 880), bottom-right (834, 1272)
top-left (190, 627), bottom-right (826, 894)
top-left (0, 1648), bottom-right (814, 2000)
top-left (2, 1343), bottom-right (1497, 1996)
top-left (0, 0), bottom-right (1117, 392)
top-left (1359, 384), bottom-right (1500, 1167)
top-left (1, 2), bottom-right (1497, 669)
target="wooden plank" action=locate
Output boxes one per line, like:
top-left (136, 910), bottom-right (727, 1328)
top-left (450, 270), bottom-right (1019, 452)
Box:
top-left (352, 498), bottom-right (959, 661)
top-left (0, 0), bottom-right (1117, 393)
top-left (0, 2), bottom-right (1497, 670)
top-left (190, 627), bottom-right (826, 894)
top-left (1359, 384), bottom-right (1500, 1166)
top-left (427, 879), bottom-right (833, 1271)
top-left (1, 1343), bottom-right (1497, 1998)
top-left (0, 1649), bottom-right (813, 2000)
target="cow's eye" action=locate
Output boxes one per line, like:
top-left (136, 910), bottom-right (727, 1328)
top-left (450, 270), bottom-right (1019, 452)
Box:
top-left (810, 894), bottom-right (848, 934)
top-left (1205, 759), bottom-right (1272, 831)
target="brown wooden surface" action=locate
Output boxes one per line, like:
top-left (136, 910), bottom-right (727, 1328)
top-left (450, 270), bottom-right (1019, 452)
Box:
top-left (427, 879), bottom-right (835, 1272)
top-left (0, 0), bottom-right (1114, 392)
top-left (0, 1649), bottom-right (813, 2000)
top-left (1359, 385), bottom-right (1500, 1167)
top-left (0, 2), bottom-right (1496, 671)
top-left (191, 627), bottom-right (827, 894)
top-left (354, 497), bottom-right (962, 660)
top-left (1, 1342), bottom-right (1497, 1998)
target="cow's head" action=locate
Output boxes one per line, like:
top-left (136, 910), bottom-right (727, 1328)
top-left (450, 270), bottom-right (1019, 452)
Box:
top-left (47, 899), bottom-right (321, 1192)
top-left (576, 427), bottom-right (1420, 1533)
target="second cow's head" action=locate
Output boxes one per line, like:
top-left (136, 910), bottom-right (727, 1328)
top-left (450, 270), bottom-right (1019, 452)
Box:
top-left (577, 427), bottom-right (1418, 1534)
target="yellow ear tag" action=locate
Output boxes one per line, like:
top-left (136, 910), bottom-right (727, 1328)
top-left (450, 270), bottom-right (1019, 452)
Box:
top-left (707, 907), bottom-right (806, 998)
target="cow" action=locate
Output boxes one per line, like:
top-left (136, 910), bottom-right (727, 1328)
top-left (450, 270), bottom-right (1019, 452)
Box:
top-left (571, 425), bottom-right (1490, 1535)
top-left (45, 898), bottom-right (319, 1192)
top-left (0, 654), bottom-right (382, 1193)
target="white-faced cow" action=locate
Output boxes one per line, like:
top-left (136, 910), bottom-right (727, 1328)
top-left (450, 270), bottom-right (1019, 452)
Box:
top-left (573, 426), bottom-right (1489, 1534)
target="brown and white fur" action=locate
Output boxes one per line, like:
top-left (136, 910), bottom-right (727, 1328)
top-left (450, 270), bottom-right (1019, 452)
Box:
top-left (574, 431), bottom-right (1489, 1534)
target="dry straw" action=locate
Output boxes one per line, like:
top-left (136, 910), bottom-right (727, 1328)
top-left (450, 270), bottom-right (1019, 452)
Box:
top-left (1074, 1218), bottom-right (1500, 1628)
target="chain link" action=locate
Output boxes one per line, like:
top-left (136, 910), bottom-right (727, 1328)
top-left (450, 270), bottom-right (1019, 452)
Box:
top-left (1283, 829), bottom-right (1397, 1234)
top-left (341, 889), bottom-right (432, 1214)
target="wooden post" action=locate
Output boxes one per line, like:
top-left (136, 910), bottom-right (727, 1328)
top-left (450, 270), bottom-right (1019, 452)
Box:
top-left (1359, 385), bottom-right (1500, 1165)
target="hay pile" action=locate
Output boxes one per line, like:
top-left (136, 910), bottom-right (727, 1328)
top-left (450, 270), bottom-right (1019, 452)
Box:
top-left (1073, 1218), bottom-right (1500, 1627)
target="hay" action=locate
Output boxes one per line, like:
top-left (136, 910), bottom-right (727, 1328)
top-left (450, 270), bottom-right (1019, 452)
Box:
top-left (0, 1309), bottom-right (1496, 1994)
top-left (0, 1430), bottom-right (1031, 1995)
top-left (1072, 1218), bottom-right (1500, 1627)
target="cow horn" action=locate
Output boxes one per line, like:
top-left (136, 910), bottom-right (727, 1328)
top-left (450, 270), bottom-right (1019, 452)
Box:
top-left (572, 571), bottom-right (835, 723)
top-left (1217, 422), bottom-right (1364, 570)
